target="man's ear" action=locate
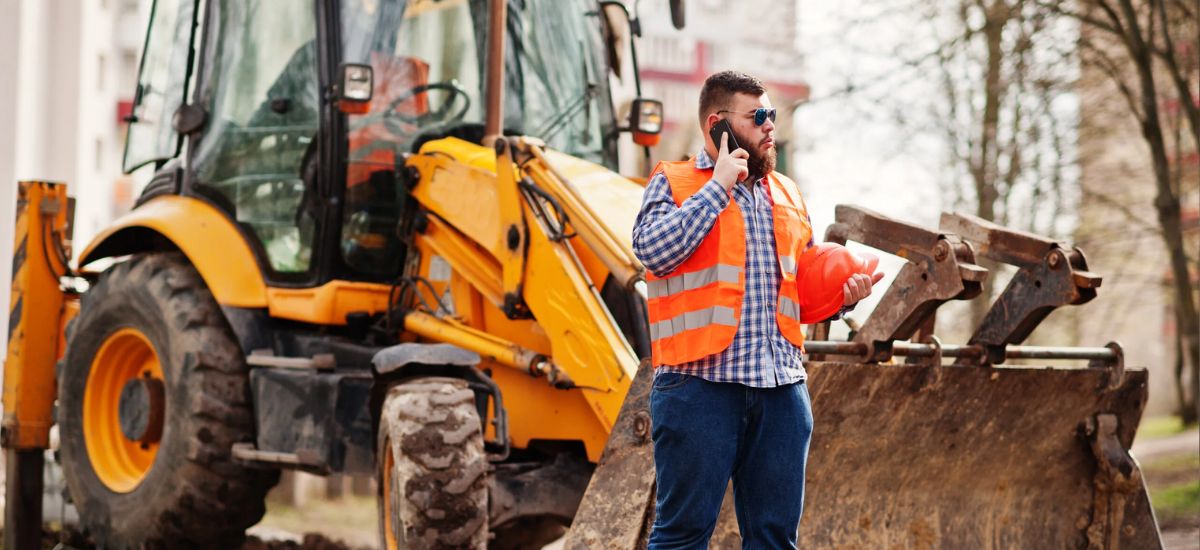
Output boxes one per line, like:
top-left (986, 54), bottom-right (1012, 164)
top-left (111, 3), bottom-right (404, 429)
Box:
top-left (704, 112), bottom-right (721, 131)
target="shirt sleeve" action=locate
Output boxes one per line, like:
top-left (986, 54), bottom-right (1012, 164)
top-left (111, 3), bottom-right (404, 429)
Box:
top-left (632, 172), bottom-right (731, 278)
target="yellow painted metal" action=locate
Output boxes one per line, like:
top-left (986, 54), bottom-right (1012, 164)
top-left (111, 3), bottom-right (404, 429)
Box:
top-left (517, 198), bottom-right (638, 433)
top-left (403, 139), bottom-right (639, 459)
top-left (267, 281), bottom-right (392, 325)
top-left (409, 236), bottom-right (613, 457)
top-left (381, 434), bottom-right (398, 550)
top-left (416, 215), bottom-right (504, 307)
top-left (494, 141), bottom-right (528, 309)
top-left (403, 311), bottom-right (541, 370)
top-left (487, 365), bottom-right (609, 461)
top-left (522, 146), bottom-right (644, 290)
top-left (3, 181), bottom-right (70, 450)
top-left (537, 148), bottom-right (647, 257)
top-left (82, 327), bottom-right (164, 493)
top-left (78, 195), bottom-right (268, 308)
top-left (408, 140), bottom-right (507, 260)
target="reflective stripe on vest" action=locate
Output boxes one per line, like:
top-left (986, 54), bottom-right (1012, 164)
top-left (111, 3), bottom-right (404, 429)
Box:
top-left (649, 305), bottom-right (738, 341)
top-left (779, 296), bottom-right (802, 322)
top-left (780, 254), bottom-right (798, 277)
top-left (646, 263), bottom-right (742, 299)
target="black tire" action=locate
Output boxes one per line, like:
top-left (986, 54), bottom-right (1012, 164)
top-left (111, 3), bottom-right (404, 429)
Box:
top-left (377, 377), bottom-right (489, 549)
top-left (58, 252), bottom-right (277, 549)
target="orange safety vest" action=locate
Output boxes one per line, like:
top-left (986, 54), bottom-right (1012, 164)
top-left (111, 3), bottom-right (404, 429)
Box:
top-left (645, 159), bottom-right (813, 366)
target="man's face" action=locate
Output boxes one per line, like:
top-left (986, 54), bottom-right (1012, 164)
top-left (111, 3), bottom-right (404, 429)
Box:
top-left (712, 92), bottom-right (777, 178)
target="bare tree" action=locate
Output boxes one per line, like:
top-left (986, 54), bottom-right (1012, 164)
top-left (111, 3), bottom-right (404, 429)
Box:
top-left (1042, 0), bottom-right (1199, 422)
top-left (809, 0), bottom-right (1197, 419)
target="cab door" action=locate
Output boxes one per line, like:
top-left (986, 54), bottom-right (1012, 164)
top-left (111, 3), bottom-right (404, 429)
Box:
top-left (188, 0), bottom-right (326, 283)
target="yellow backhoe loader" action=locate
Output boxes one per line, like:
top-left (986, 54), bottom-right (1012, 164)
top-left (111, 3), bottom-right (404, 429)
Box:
top-left (3, 0), bottom-right (1164, 548)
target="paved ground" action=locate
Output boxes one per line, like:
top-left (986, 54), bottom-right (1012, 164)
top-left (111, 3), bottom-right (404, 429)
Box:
top-left (1162, 528), bottom-right (1200, 550)
top-left (1134, 428), bottom-right (1200, 461)
top-left (1135, 427), bottom-right (1200, 550)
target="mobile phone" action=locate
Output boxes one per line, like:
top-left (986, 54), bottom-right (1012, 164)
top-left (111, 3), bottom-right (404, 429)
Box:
top-left (709, 119), bottom-right (740, 153)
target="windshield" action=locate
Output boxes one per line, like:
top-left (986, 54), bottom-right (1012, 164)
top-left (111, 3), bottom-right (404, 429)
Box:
top-left (338, 0), bottom-right (617, 276)
top-left (340, 0), bottom-right (616, 162)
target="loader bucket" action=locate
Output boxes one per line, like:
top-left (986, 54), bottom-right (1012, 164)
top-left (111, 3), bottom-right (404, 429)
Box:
top-left (567, 361), bottom-right (1161, 549)
top-left (800, 360), bottom-right (1160, 549)
top-left (567, 205), bottom-right (1162, 549)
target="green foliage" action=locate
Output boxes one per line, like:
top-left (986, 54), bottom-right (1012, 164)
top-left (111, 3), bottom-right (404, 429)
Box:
top-left (1151, 481), bottom-right (1200, 528)
top-left (1139, 415), bottom-right (1188, 440)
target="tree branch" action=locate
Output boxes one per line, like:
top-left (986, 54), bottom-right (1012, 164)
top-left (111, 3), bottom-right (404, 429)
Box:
top-left (1033, 0), bottom-right (1121, 35)
top-left (1079, 38), bottom-right (1145, 123)
top-left (1150, 0), bottom-right (1200, 148)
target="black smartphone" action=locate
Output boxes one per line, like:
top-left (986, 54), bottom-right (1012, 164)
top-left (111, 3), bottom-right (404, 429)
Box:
top-left (709, 119), bottom-right (741, 153)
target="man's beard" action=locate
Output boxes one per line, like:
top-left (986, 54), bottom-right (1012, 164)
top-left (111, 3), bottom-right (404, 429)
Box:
top-left (737, 129), bottom-right (777, 180)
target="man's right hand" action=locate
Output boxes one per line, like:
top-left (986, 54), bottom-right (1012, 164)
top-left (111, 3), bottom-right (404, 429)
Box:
top-left (713, 132), bottom-right (749, 191)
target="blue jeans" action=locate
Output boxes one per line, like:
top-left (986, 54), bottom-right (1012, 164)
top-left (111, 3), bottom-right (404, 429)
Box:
top-left (648, 372), bottom-right (813, 550)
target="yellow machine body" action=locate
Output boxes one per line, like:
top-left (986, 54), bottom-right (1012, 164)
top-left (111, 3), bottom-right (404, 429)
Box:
top-left (70, 136), bottom-right (646, 461)
top-left (3, 182), bottom-right (73, 450)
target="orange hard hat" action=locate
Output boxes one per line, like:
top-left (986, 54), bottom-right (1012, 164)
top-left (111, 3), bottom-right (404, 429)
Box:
top-left (795, 243), bottom-right (880, 323)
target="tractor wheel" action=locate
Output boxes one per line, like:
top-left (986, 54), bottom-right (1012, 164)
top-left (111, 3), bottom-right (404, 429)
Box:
top-left (57, 252), bottom-right (277, 549)
top-left (378, 377), bottom-right (489, 549)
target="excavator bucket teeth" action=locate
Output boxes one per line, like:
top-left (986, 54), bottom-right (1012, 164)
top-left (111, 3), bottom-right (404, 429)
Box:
top-left (798, 361), bottom-right (1161, 550)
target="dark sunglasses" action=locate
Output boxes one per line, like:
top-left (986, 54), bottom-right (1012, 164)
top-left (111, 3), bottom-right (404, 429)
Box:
top-left (716, 107), bottom-right (777, 126)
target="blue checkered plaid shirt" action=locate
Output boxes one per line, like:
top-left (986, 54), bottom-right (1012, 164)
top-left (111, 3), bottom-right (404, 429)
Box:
top-left (633, 150), bottom-right (810, 388)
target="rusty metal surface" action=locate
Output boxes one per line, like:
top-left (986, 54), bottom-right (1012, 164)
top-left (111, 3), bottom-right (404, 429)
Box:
top-left (562, 360), bottom-right (656, 550)
top-left (940, 211), bottom-right (1067, 266)
top-left (803, 340), bottom-right (1122, 363)
top-left (794, 361), bottom-right (1160, 549)
top-left (1084, 414), bottom-right (1161, 549)
top-left (941, 212), bottom-right (1102, 365)
top-left (825, 205), bottom-right (987, 363)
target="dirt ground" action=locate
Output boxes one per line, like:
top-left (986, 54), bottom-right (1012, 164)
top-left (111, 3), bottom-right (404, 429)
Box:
top-left (14, 427), bottom-right (1196, 549)
top-left (1136, 428), bottom-right (1200, 550)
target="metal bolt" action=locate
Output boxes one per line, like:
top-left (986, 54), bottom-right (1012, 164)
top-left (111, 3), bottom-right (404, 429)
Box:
top-left (632, 412), bottom-right (651, 441)
top-left (933, 241), bottom-right (949, 262)
top-left (1047, 251), bottom-right (1061, 269)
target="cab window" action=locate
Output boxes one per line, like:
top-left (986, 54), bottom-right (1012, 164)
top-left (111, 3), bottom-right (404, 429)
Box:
top-left (123, 0), bottom-right (198, 172)
top-left (191, 0), bottom-right (320, 274)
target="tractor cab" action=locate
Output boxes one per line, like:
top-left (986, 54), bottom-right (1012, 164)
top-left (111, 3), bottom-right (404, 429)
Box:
top-left (121, 0), bottom-right (653, 287)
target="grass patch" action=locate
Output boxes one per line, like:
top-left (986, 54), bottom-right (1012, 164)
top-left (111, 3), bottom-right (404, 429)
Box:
top-left (1145, 452), bottom-right (1200, 473)
top-left (1151, 481), bottom-right (1200, 529)
top-left (1139, 415), bottom-right (1189, 439)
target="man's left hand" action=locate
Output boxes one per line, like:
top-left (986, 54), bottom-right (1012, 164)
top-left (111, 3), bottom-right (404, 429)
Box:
top-left (843, 271), bottom-right (885, 306)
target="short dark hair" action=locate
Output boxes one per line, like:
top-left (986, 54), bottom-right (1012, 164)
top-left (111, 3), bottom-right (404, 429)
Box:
top-left (698, 71), bottom-right (766, 124)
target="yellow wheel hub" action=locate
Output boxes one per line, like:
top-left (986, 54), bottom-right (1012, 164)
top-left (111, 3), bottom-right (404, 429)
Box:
top-left (382, 436), bottom-right (399, 550)
top-left (83, 327), bottom-right (165, 493)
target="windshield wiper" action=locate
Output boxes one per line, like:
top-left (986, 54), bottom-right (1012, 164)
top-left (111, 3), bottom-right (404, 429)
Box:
top-left (534, 39), bottom-right (600, 144)
top-left (535, 82), bottom-right (597, 142)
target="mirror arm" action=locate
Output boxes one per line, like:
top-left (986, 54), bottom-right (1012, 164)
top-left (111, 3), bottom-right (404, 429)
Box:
top-left (599, 0), bottom-right (643, 96)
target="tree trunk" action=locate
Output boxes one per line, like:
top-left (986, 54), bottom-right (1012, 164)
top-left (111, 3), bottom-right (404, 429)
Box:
top-left (969, 0), bottom-right (1010, 328)
top-left (1114, 0), bottom-right (1200, 423)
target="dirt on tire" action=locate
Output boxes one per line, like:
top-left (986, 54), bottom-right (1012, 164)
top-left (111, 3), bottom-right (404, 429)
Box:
top-left (378, 377), bottom-right (489, 549)
top-left (57, 252), bottom-right (278, 548)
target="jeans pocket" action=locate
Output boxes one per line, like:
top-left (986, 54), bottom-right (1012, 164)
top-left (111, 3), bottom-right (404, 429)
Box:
top-left (652, 372), bottom-right (693, 392)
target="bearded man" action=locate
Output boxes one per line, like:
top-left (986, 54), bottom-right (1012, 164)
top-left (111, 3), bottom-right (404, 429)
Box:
top-left (631, 70), bottom-right (882, 549)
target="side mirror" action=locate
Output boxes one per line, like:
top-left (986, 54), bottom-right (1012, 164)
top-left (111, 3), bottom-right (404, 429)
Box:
top-left (337, 63), bottom-right (373, 114)
top-left (669, 0), bottom-right (686, 30)
top-left (629, 98), bottom-right (663, 146)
